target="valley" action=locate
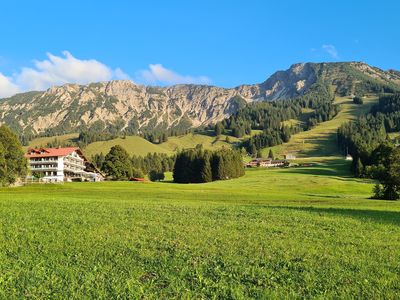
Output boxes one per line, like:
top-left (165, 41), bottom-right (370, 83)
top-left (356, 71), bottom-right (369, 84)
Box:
top-left (2, 2), bottom-right (400, 298)
top-left (3, 61), bottom-right (400, 299)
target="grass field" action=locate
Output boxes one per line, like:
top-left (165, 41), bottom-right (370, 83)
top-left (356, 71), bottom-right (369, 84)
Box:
top-left (1, 159), bottom-right (400, 298)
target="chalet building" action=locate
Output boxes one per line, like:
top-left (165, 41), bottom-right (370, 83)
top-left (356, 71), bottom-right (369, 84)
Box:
top-left (25, 147), bottom-right (104, 183)
top-left (245, 158), bottom-right (287, 168)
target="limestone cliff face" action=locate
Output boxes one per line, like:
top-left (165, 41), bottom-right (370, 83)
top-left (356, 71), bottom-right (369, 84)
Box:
top-left (0, 62), bottom-right (399, 135)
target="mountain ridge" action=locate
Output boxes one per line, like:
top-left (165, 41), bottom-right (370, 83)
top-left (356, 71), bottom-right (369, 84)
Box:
top-left (1, 61), bottom-right (399, 137)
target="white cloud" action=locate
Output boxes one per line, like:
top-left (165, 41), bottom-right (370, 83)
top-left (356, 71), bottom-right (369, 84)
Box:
top-left (0, 52), bottom-right (212, 99)
top-left (137, 64), bottom-right (211, 85)
top-left (0, 73), bottom-right (20, 98)
top-left (0, 51), bottom-right (129, 98)
top-left (322, 44), bottom-right (339, 59)
top-left (16, 51), bottom-right (128, 91)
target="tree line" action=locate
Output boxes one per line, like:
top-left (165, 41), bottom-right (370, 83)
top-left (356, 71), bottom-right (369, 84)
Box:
top-left (173, 147), bottom-right (244, 183)
top-left (337, 93), bottom-right (400, 199)
top-left (92, 146), bottom-right (175, 181)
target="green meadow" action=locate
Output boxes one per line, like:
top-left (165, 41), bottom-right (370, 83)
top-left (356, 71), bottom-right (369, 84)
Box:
top-left (1, 159), bottom-right (400, 298)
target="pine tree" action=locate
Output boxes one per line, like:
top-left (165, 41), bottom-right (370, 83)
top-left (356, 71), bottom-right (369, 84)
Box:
top-left (200, 153), bottom-right (212, 182)
top-left (268, 149), bottom-right (274, 159)
top-left (214, 123), bottom-right (223, 136)
top-left (381, 147), bottom-right (400, 200)
top-left (355, 158), bottom-right (364, 178)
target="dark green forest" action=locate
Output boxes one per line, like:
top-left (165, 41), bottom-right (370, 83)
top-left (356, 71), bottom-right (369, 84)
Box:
top-left (173, 148), bottom-right (245, 183)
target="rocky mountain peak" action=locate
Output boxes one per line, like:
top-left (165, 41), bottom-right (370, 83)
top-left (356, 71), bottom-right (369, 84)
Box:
top-left (1, 62), bottom-right (399, 136)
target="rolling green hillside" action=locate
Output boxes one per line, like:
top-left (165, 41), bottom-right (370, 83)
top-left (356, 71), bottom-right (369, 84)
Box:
top-left (26, 132), bottom-right (238, 157)
top-left (83, 136), bottom-right (173, 157)
top-left (159, 133), bottom-right (239, 152)
top-left (26, 133), bottom-right (79, 149)
top-left (83, 134), bottom-right (238, 157)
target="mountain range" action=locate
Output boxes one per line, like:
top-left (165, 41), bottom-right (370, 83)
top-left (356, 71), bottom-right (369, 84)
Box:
top-left (1, 62), bottom-right (399, 136)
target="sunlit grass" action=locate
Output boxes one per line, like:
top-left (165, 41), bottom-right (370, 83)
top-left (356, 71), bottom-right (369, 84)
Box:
top-left (1, 159), bottom-right (399, 298)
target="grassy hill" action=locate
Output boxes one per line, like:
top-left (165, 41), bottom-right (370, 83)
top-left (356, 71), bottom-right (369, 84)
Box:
top-left (2, 159), bottom-right (400, 298)
top-left (159, 133), bottom-right (238, 152)
top-left (83, 136), bottom-right (173, 157)
top-left (83, 133), bottom-right (237, 157)
top-left (26, 133), bottom-right (79, 149)
top-left (266, 96), bottom-right (379, 158)
top-left (25, 132), bottom-right (238, 158)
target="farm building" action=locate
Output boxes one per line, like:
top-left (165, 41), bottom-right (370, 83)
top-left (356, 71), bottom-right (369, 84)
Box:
top-left (284, 154), bottom-right (296, 160)
top-left (25, 147), bottom-right (104, 183)
top-left (246, 158), bottom-right (287, 168)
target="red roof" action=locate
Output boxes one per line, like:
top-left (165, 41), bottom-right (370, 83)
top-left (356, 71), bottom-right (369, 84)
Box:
top-left (130, 178), bottom-right (146, 182)
top-left (25, 147), bottom-right (81, 158)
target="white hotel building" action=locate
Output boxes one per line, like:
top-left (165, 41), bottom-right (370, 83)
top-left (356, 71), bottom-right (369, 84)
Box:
top-left (25, 147), bottom-right (104, 182)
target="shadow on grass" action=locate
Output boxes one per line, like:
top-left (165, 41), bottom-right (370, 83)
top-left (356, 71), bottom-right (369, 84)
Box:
top-left (283, 159), bottom-right (353, 178)
top-left (272, 206), bottom-right (400, 226)
top-left (296, 135), bottom-right (339, 157)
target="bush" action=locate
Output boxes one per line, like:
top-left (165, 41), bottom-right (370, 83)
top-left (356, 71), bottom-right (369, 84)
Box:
top-left (353, 96), bottom-right (364, 104)
top-left (132, 168), bottom-right (144, 178)
top-left (148, 170), bottom-right (165, 182)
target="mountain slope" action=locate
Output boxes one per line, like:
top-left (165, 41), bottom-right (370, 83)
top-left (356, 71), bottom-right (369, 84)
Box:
top-left (265, 95), bottom-right (380, 158)
top-left (1, 62), bottom-right (399, 137)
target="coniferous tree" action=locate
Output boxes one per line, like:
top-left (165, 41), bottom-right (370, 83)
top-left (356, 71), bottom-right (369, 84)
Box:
top-left (268, 149), bottom-right (274, 159)
top-left (375, 147), bottom-right (400, 200)
top-left (200, 152), bottom-right (213, 182)
top-left (102, 145), bottom-right (133, 180)
top-left (355, 158), bottom-right (364, 178)
top-left (214, 123), bottom-right (224, 136)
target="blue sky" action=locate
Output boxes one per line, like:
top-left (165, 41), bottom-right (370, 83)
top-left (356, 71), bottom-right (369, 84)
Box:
top-left (0, 0), bottom-right (399, 97)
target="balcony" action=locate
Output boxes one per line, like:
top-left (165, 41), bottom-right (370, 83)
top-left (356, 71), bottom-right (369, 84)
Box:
top-left (30, 165), bottom-right (58, 171)
top-left (30, 160), bottom-right (58, 165)
top-left (64, 165), bottom-right (85, 173)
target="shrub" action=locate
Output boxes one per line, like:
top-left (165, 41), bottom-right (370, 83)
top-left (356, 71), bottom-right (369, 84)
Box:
top-left (148, 170), bottom-right (165, 182)
top-left (353, 96), bottom-right (364, 104)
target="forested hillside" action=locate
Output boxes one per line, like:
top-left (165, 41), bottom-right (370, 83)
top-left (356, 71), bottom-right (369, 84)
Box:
top-left (338, 93), bottom-right (400, 199)
top-left (0, 61), bottom-right (398, 148)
